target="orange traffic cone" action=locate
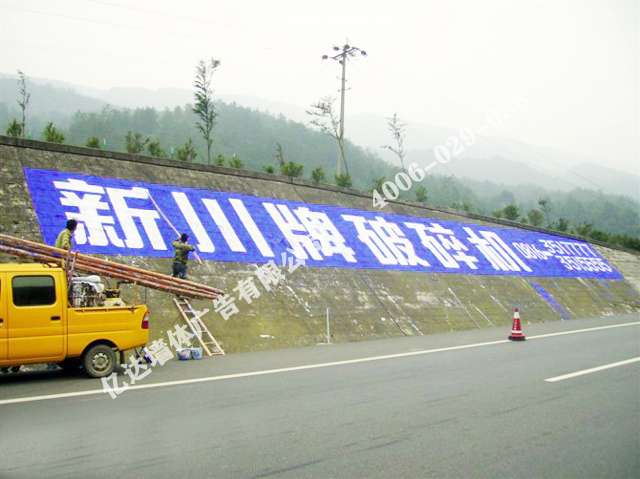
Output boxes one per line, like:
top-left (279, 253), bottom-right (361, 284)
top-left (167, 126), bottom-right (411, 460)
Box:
top-left (508, 308), bottom-right (526, 341)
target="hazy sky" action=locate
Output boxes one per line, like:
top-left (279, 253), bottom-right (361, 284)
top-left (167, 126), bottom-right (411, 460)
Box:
top-left (2, 0), bottom-right (638, 173)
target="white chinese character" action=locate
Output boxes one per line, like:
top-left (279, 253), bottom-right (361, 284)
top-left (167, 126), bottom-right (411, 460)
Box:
top-left (213, 294), bottom-right (239, 320)
top-left (167, 324), bottom-right (195, 350)
top-left (101, 372), bottom-right (128, 399)
top-left (264, 204), bottom-right (356, 262)
top-left (187, 308), bottom-right (209, 338)
top-left (280, 248), bottom-right (307, 273)
top-left (234, 277), bottom-right (261, 304)
top-left (405, 222), bottom-right (479, 269)
top-left (107, 187), bottom-right (166, 250)
top-left (342, 215), bottom-right (428, 267)
top-left (54, 179), bottom-right (124, 247)
top-left (464, 228), bottom-right (532, 272)
top-left (143, 339), bottom-right (174, 367)
top-left (53, 179), bottom-right (167, 251)
top-left (254, 260), bottom-right (285, 291)
top-left (295, 207), bottom-right (357, 262)
top-left (123, 355), bottom-right (152, 385)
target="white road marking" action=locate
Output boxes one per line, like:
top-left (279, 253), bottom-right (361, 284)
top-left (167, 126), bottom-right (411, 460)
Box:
top-left (527, 321), bottom-right (639, 340)
top-left (0, 321), bottom-right (638, 406)
top-left (545, 357), bottom-right (640, 383)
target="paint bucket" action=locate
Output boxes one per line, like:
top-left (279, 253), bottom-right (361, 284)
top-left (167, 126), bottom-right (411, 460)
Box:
top-left (176, 348), bottom-right (192, 361)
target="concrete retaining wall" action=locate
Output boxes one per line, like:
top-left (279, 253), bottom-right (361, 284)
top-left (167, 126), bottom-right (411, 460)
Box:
top-left (1, 136), bottom-right (638, 353)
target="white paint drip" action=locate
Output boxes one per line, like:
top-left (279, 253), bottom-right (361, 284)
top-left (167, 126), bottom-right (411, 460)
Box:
top-left (471, 304), bottom-right (494, 326)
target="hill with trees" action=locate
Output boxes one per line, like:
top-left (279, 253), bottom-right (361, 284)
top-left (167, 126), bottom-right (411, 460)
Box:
top-left (1, 77), bottom-right (638, 250)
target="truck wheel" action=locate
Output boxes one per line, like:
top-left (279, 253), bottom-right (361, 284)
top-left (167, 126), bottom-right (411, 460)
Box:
top-left (83, 344), bottom-right (116, 378)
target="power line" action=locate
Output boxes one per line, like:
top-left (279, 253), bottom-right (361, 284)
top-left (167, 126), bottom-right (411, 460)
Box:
top-left (0, 3), bottom-right (204, 41)
top-left (84, 0), bottom-right (222, 28)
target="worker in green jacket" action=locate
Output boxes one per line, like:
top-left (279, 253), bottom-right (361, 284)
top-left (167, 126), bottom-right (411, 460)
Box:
top-left (172, 233), bottom-right (195, 279)
top-left (54, 219), bottom-right (78, 250)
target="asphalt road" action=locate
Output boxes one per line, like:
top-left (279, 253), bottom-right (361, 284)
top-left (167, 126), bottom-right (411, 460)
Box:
top-left (1, 314), bottom-right (639, 478)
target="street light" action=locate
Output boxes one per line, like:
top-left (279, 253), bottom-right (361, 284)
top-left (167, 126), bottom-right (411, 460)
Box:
top-left (321, 43), bottom-right (367, 176)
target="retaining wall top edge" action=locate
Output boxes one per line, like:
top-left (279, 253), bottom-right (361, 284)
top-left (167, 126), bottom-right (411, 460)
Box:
top-left (1, 135), bottom-right (635, 255)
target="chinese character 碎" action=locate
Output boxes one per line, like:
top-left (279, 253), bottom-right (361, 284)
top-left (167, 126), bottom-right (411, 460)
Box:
top-left (405, 222), bottom-right (479, 269)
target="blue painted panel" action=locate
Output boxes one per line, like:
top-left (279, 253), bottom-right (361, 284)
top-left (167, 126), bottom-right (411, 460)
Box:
top-left (23, 167), bottom-right (622, 280)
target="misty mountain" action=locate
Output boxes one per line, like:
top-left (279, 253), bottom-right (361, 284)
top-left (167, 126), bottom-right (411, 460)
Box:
top-left (0, 75), bottom-right (106, 118)
top-left (2, 72), bottom-right (636, 200)
top-left (346, 112), bottom-right (639, 199)
top-left (1, 73), bottom-right (638, 239)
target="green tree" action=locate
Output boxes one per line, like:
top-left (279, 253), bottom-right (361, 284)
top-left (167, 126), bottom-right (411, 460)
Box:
top-left (307, 97), bottom-right (348, 177)
top-left (414, 185), bottom-right (427, 203)
top-left (125, 131), bottom-right (148, 154)
top-left (574, 223), bottom-right (593, 237)
top-left (193, 57), bottom-right (221, 165)
top-left (228, 154), bottom-right (243, 169)
top-left (538, 198), bottom-right (551, 225)
top-left (5, 119), bottom-right (22, 137)
top-left (335, 173), bottom-right (352, 188)
top-left (381, 113), bottom-right (407, 170)
top-left (42, 122), bottom-right (65, 143)
top-left (214, 154), bottom-right (225, 167)
top-left (86, 136), bottom-right (101, 148)
top-left (527, 208), bottom-right (544, 227)
top-left (589, 229), bottom-right (609, 242)
top-left (263, 165), bottom-right (275, 174)
top-left (492, 209), bottom-right (504, 219)
top-left (174, 138), bottom-right (197, 162)
top-left (274, 142), bottom-right (286, 168)
top-left (553, 218), bottom-right (570, 232)
top-left (370, 176), bottom-right (386, 193)
top-left (311, 166), bottom-right (325, 184)
top-left (614, 234), bottom-right (640, 252)
top-left (147, 139), bottom-right (167, 158)
top-left (502, 204), bottom-right (520, 221)
top-left (281, 161), bottom-right (304, 178)
top-left (17, 70), bottom-right (30, 137)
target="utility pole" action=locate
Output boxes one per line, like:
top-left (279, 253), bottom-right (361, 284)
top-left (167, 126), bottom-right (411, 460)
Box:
top-left (322, 43), bottom-right (367, 177)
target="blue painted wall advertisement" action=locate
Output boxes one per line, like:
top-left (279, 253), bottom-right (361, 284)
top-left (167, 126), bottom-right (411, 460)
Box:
top-left (23, 167), bottom-right (621, 280)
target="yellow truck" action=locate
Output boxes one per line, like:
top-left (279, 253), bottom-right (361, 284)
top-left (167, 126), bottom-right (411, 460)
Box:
top-left (0, 263), bottom-right (149, 378)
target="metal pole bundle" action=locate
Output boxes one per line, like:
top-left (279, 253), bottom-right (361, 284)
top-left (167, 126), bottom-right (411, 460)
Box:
top-left (0, 233), bottom-right (223, 300)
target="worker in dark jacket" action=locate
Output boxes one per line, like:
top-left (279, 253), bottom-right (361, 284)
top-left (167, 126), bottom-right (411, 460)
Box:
top-left (172, 233), bottom-right (195, 279)
top-left (55, 219), bottom-right (78, 250)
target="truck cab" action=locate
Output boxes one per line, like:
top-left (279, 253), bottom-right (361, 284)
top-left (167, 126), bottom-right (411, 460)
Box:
top-left (0, 263), bottom-right (149, 377)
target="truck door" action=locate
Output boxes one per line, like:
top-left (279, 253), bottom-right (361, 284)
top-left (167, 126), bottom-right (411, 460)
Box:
top-left (8, 272), bottom-right (64, 360)
top-left (0, 273), bottom-right (6, 360)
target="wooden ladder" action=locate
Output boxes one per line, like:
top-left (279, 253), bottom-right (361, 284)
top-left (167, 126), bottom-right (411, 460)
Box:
top-left (173, 296), bottom-right (225, 356)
